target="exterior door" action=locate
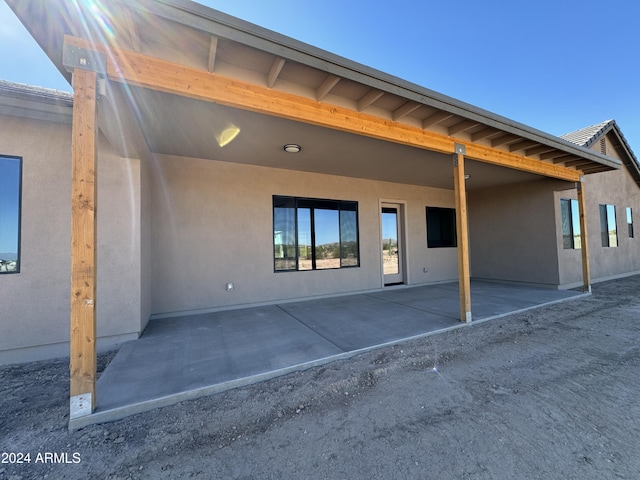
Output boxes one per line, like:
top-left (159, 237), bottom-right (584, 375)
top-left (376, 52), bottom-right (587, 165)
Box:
top-left (381, 204), bottom-right (404, 285)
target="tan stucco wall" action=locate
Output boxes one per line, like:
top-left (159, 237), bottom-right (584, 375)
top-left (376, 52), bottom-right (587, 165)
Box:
top-left (468, 179), bottom-right (563, 286)
top-left (556, 144), bottom-right (640, 286)
top-left (0, 114), bottom-right (144, 364)
top-left (149, 156), bottom-right (459, 316)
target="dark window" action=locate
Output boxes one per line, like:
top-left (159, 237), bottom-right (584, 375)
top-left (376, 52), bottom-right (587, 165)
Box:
top-left (273, 196), bottom-right (359, 271)
top-left (599, 204), bottom-right (618, 247)
top-left (0, 155), bottom-right (22, 273)
top-left (426, 207), bottom-right (456, 248)
top-left (560, 198), bottom-right (581, 249)
top-left (627, 207), bottom-right (634, 239)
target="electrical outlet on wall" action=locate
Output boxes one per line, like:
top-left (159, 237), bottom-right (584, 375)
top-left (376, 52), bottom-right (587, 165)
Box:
top-left (226, 282), bottom-right (234, 292)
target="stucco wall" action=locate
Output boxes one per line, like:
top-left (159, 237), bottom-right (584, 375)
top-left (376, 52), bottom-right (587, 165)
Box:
top-left (0, 113), bottom-right (144, 364)
top-left (468, 179), bottom-right (562, 286)
top-left (149, 156), bottom-right (459, 316)
top-left (556, 143), bottom-right (640, 286)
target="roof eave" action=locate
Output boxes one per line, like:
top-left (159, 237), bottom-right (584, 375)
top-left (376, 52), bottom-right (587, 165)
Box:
top-left (128, 0), bottom-right (622, 170)
top-left (7, 0), bottom-right (622, 171)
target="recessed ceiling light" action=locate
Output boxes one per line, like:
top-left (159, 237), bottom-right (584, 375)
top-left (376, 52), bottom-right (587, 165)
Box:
top-left (283, 144), bottom-right (301, 153)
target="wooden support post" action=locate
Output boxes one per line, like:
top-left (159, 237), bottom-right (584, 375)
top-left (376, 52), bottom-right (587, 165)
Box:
top-left (453, 144), bottom-right (472, 322)
top-left (577, 178), bottom-right (591, 293)
top-left (69, 68), bottom-right (98, 418)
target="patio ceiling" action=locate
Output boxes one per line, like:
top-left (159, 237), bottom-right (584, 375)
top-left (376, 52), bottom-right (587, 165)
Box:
top-left (7, 0), bottom-right (621, 190)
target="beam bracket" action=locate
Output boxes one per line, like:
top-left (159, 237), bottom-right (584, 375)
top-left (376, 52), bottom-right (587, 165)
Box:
top-left (454, 142), bottom-right (466, 155)
top-left (63, 44), bottom-right (107, 75)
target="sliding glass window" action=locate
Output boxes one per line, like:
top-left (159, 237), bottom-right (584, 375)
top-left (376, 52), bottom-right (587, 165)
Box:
top-left (273, 196), bottom-right (359, 271)
top-left (0, 156), bottom-right (22, 273)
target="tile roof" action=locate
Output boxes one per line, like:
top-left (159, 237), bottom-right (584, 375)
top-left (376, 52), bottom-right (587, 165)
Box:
top-left (0, 79), bottom-right (73, 104)
top-left (563, 119), bottom-right (640, 185)
top-left (560, 120), bottom-right (614, 148)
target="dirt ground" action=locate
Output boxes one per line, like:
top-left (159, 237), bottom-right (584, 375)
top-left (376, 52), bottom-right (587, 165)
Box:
top-left (1, 275), bottom-right (639, 480)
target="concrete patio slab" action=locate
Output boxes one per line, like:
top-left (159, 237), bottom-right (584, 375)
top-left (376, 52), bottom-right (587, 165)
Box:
top-left (71, 281), bottom-right (588, 429)
top-left (280, 294), bottom-right (457, 351)
top-left (96, 305), bottom-right (344, 411)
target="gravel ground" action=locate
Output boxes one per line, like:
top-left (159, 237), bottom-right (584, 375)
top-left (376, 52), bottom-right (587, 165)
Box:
top-left (1, 275), bottom-right (639, 479)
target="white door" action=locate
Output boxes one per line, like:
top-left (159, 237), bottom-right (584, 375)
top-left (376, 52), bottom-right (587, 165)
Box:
top-left (381, 203), bottom-right (404, 285)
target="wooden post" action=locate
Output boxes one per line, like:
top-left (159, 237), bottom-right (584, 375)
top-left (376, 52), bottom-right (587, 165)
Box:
top-left (453, 144), bottom-right (472, 322)
top-left (69, 68), bottom-right (98, 418)
top-left (577, 178), bottom-right (591, 293)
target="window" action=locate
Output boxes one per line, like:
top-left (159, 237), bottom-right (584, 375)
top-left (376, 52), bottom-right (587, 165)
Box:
top-left (0, 156), bottom-right (22, 273)
top-left (560, 198), bottom-right (581, 249)
top-left (599, 204), bottom-right (618, 247)
top-left (426, 207), bottom-right (456, 248)
top-left (627, 207), bottom-right (634, 238)
top-left (273, 196), bottom-right (359, 271)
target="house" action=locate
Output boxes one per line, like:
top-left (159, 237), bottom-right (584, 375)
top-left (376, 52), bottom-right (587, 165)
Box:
top-left (2, 0), bottom-right (638, 419)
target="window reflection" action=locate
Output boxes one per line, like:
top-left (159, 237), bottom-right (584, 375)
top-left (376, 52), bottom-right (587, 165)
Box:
top-left (273, 196), bottom-right (359, 271)
top-left (0, 156), bottom-right (21, 273)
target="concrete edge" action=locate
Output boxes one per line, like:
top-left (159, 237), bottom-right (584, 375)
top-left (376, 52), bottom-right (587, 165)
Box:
top-left (69, 351), bottom-right (356, 430)
top-left (69, 291), bottom-right (590, 430)
top-left (468, 291), bottom-right (591, 326)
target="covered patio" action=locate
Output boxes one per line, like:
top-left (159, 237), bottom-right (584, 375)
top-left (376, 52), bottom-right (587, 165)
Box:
top-left (6, 0), bottom-right (619, 426)
top-left (69, 281), bottom-right (586, 428)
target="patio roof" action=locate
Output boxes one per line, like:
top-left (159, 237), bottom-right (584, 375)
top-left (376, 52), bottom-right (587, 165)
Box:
top-left (7, 0), bottom-right (620, 190)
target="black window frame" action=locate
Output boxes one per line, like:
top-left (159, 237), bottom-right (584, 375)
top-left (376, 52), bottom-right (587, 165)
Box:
top-left (599, 204), bottom-right (618, 248)
top-left (0, 155), bottom-right (22, 274)
top-left (273, 195), bottom-right (360, 272)
top-left (426, 206), bottom-right (457, 248)
top-left (627, 207), bottom-right (634, 239)
top-left (560, 198), bottom-right (582, 249)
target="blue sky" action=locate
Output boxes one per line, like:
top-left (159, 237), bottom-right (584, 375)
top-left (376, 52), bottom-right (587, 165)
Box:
top-left (1, 0), bottom-right (639, 152)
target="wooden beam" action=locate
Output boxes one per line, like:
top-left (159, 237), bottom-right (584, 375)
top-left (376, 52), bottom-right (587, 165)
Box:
top-left (463, 143), bottom-right (579, 181)
top-left (422, 111), bottom-right (453, 128)
top-left (525, 145), bottom-right (556, 156)
top-left (551, 154), bottom-right (574, 164)
top-left (448, 119), bottom-right (479, 136)
top-left (392, 101), bottom-right (421, 121)
top-left (581, 165), bottom-right (610, 174)
top-left (316, 74), bottom-right (341, 101)
top-left (357, 88), bottom-right (384, 111)
top-left (491, 133), bottom-right (519, 147)
top-left (540, 150), bottom-right (569, 160)
top-left (565, 159), bottom-right (593, 168)
top-left (509, 139), bottom-right (538, 152)
top-left (63, 35), bottom-right (582, 182)
top-left (471, 126), bottom-right (499, 141)
top-left (577, 180), bottom-right (591, 293)
top-left (208, 36), bottom-right (218, 73)
top-left (267, 57), bottom-right (285, 88)
top-left (69, 68), bottom-right (98, 418)
top-left (453, 148), bottom-right (472, 323)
